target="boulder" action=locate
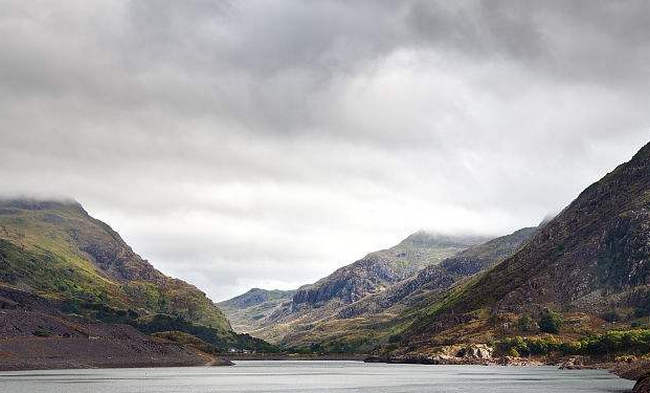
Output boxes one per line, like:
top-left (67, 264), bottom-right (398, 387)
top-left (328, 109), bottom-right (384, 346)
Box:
top-left (559, 356), bottom-right (588, 370)
top-left (456, 344), bottom-right (493, 360)
top-left (634, 374), bottom-right (650, 393)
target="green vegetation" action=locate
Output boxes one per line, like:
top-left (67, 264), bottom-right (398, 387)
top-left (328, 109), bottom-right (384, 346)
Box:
top-left (538, 309), bottom-right (563, 334)
top-left (32, 327), bottom-right (53, 337)
top-left (495, 329), bottom-right (650, 358)
top-left (0, 200), bottom-right (285, 354)
top-left (136, 314), bottom-right (278, 352)
top-left (517, 314), bottom-right (535, 332)
top-left (0, 201), bottom-right (231, 332)
top-left (60, 298), bottom-right (277, 352)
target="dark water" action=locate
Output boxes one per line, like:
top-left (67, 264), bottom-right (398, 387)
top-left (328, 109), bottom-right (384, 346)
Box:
top-left (0, 361), bottom-right (634, 392)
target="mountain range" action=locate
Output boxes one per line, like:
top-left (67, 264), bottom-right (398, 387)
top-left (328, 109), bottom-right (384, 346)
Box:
top-left (0, 141), bottom-right (648, 382)
top-left (395, 140), bottom-right (650, 353)
top-left (220, 141), bottom-right (650, 366)
top-left (219, 228), bottom-right (536, 350)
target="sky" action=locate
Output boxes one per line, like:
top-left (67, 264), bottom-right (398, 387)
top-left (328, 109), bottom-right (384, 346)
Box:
top-left (1, 0), bottom-right (649, 301)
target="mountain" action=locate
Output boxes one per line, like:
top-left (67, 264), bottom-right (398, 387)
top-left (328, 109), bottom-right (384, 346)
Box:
top-left (0, 199), bottom-right (230, 330)
top-left (271, 226), bottom-right (538, 352)
top-left (336, 226), bottom-right (538, 319)
top-left (0, 198), bottom-right (274, 369)
top-left (217, 288), bottom-right (295, 333)
top-left (401, 141), bottom-right (650, 349)
top-left (291, 232), bottom-right (488, 309)
top-left (220, 232), bottom-right (488, 344)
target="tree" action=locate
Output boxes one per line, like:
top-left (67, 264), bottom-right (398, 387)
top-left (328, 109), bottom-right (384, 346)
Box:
top-left (539, 309), bottom-right (563, 334)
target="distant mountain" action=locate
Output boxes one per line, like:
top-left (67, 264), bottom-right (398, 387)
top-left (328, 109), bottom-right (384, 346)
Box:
top-left (0, 199), bottom-right (274, 369)
top-left (220, 231), bottom-right (488, 343)
top-left (291, 232), bottom-right (488, 309)
top-left (217, 288), bottom-right (295, 333)
top-left (402, 141), bottom-right (650, 348)
top-left (272, 227), bottom-right (538, 352)
top-left (336, 227), bottom-right (538, 319)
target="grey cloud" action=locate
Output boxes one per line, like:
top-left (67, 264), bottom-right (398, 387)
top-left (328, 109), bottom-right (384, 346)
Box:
top-left (0, 1), bottom-right (649, 300)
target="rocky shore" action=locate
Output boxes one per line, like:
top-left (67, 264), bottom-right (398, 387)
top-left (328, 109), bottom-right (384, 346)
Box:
top-left (226, 353), bottom-right (367, 361)
top-left (614, 360), bottom-right (650, 393)
top-left (365, 344), bottom-right (649, 391)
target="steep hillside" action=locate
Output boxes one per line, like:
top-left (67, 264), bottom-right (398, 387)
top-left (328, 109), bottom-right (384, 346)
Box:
top-left (337, 227), bottom-right (537, 319)
top-left (271, 227), bottom-right (538, 352)
top-left (291, 232), bottom-right (487, 309)
top-left (0, 199), bottom-right (230, 331)
top-left (217, 288), bottom-right (295, 333)
top-left (221, 232), bottom-right (488, 343)
top-left (402, 141), bottom-right (650, 347)
top-left (0, 199), bottom-right (279, 363)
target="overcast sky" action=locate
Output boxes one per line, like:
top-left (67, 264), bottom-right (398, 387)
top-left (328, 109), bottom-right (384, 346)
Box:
top-left (1, 1), bottom-right (649, 301)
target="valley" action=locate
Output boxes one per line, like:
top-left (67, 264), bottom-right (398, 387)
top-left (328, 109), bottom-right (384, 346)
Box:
top-left (1, 143), bottom-right (648, 389)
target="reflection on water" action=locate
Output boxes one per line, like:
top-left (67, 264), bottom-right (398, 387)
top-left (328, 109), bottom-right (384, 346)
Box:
top-left (0, 361), bottom-right (634, 393)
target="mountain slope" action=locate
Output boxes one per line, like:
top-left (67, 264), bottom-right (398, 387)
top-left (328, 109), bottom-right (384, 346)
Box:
top-left (0, 199), bottom-right (231, 331)
top-left (403, 141), bottom-right (650, 345)
top-left (217, 288), bottom-right (295, 333)
top-left (336, 227), bottom-right (538, 319)
top-left (270, 227), bottom-right (538, 352)
top-left (221, 232), bottom-right (488, 344)
top-left (291, 232), bottom-right (488, 309)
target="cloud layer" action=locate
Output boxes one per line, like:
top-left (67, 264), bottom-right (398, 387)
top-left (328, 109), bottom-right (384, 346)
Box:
top-left (1, 0), bottom-right (649, 300)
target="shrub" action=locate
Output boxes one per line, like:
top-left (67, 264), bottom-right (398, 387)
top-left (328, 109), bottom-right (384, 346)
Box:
top-left (32, 328), bottom-right (52, 337)
top-left (506, 347), bottom-right (520, 357)
top-left (517, 314), bottom-right (535, 332)
top-left (579, 329), bottom-right (650, 355)
top-left (527, 337), bottom-right (559, 355)
top-left (388, 334), bottom-right (402, 343)
top-left (602, 310), bottom-right (623, 323)
top-left (495, 329), bottom-right (650, 358)
top-left (496, 336), bottom-right (529, 357)
top-left (559, 341), bottom-right (582, 355)
top-left (539, 310), bottom-right (562, 334)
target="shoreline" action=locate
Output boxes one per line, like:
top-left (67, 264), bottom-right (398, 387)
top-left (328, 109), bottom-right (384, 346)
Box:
top-left (364, 354), bottom-right (649, 391)
top-left (1, 355), bottom-right (647, 390)
top-left (223, 353), bottom-right (368, 361)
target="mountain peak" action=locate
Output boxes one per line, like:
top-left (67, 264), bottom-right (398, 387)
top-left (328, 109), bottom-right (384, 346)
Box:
top-left (404, 140), bottom-right (650, 342)
top-left (400, 231), bottom-right (489, 249)
top-left (0, 198), bottom-right (231, 332)
top-left (0, 197), bottom-right (85, 213)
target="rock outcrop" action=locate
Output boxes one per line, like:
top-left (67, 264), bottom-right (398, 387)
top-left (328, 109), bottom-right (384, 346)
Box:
top-left (634, 374), bottom-right (650, 393)
top-left (220, 231), bottom-right (487, 342)
top-left (292, 232), bottom-right (487, 308)
top-left (337, 227), bottom-right (537, 318)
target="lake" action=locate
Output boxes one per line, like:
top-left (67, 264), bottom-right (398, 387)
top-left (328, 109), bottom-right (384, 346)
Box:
top-left (0, 361), bottom-right (635, 392)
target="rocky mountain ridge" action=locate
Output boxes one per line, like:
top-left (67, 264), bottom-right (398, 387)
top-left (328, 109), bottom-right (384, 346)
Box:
top-left (217, 288), bottom-right (295, 333)
top-left (219, 231), bottom-right (534, 346)
top-left (291, 232), bottom-right (488, 309)
top-left (400, 141), bottom-right (650, 348)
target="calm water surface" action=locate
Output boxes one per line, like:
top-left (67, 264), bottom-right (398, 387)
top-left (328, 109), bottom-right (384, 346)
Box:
top-left (0, 361), bottom-right (635, 393)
